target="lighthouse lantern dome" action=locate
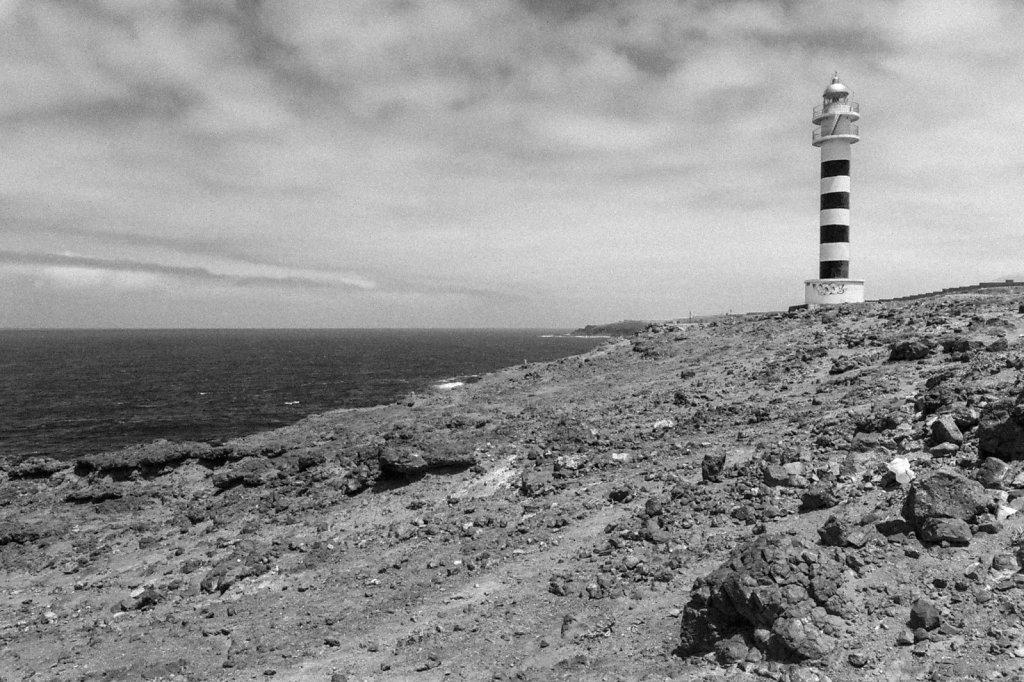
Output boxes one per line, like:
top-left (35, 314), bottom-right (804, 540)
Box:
top-left (822, 74), bottom-right (851, 100)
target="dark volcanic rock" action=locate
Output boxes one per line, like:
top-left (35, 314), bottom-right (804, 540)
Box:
top-left (817, 516), bottom-right (868, 547)
top-left (801, 482), bottom-right (841, 511)
top-left (701, 451), bottom-right (726, 483)
top-left (378, 448), bottom-right (429, 476)
top-left (829, 356), bottom-right (866, 375)
top-left (378, 443), bottom-right (477, 478)
top-left (520, 471), bottom-right (553, 497)
top-left (889, 338), bottom-right (935, 362)
top-left (919, 518), bottom-right (972, 545)
top-left (930, 415), bottom-right (963, 446)
top-left (908, 599), bottom-right (941, 630)
top-left (714, 634), bottom-right (750, 664)
top-left (903, 470), bottom-right (990, 539)
top-left (976, 457), bottom-right (1010, 489)
top-left (679, 534), bottom-right (854, 662)
top-left (939, 336), bottom-right (984, 354)
top-left (978, 393), bottom-right (1024, 461)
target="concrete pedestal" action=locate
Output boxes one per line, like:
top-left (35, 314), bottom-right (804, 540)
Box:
top-left (804, 278), bottom-right (864, 305)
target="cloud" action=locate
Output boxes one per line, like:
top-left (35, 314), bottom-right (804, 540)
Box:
top-left (0, 250), bottom-right (376, 291)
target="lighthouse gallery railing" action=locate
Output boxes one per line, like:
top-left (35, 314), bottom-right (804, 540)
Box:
top-left (812, 124), bottom-right (859, 143)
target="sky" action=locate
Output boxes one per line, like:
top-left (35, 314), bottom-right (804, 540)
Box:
top-left (1, 0), bottom-right (1023, 328)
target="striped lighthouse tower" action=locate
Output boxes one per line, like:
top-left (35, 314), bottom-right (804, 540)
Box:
top-left (805, 74), bottom-right (865, 305)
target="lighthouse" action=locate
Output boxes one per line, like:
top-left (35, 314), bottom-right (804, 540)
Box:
top-left (804, 74), bottom-right (865, 305)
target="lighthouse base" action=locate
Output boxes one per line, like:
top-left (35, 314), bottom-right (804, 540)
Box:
top-left (804, 278), bottom-right (865, 305)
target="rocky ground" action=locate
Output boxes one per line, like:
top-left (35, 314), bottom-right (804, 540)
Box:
top-left (4, 291), bottom-right (1024, 681)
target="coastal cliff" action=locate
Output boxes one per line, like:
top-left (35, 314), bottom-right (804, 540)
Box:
top-left (4, 290), bottom-right (1024, 680)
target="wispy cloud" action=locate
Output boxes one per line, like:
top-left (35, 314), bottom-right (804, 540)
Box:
top-left (0, 250), bottom-right (375, 291)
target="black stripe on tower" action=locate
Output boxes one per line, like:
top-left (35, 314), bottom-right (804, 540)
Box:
top-left (820, 192), bottom-right (850, 210)
top-left (821, 160), bottom-right (850, 178)
top-left (820, 225), bottom-right (850, 243)
top-left (820, 261), bottom-right (849, 279)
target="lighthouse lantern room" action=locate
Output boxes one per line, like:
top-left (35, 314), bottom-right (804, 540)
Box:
top-left (804, 74), bottom-right (865, 305)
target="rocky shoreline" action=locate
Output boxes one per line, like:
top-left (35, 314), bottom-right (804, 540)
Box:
top-left (4, 290), bottom-right (1024, 680)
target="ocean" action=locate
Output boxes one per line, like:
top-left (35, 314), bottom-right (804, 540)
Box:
top-left (0, 329), bottom-right (607, 463)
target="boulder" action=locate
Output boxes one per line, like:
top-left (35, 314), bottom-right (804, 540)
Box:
top-left (939, 337), bottom-right (984, 354)
top-left (679, 534), bottom-right (854, 661)
top-left (379, 448), bottom-right (429, 476)
top-left (378, 443), bottom-right (476, 477)
top-left (978, 394), bottom-right (1024, 461)
top-left (903, 471), bottom-right (990, 544)
top-left (889, 338), bottom-right (935, 362)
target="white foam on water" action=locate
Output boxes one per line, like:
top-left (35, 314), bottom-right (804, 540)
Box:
top-left (433, 381), bottom-right (464, 390)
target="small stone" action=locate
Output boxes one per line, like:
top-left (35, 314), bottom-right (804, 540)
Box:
top-left (976, 513), bottom-right (1002, 534)
top-left (977, 458), bottom-right (1010, 489)
top-left (818, 515), bottom-right (868, 547)
top-left (909, 599), bottom-right (941, 631)
top-left (896, 630), bottom-right (915, 646)
top-left (644, 498), bottom-right (663, 517)
top-left (992, 554), bottom-right (1019, 572)
top-left (801, 482), bottom-right (841, 511)
top-left (702, 451), bottom-right (726, 483)
top-left (919, 517), bottom-right (972, 546)
top-left (929, 443), bottom-right (960, 458)
top-left (848, 652), bottom-right (868, 667)
top-left (890, 338), bottom-right (935, 361)
top-left (714, 634), bottom-right (749, 664)
top-left (931, 415), bottom-right (964, 445)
